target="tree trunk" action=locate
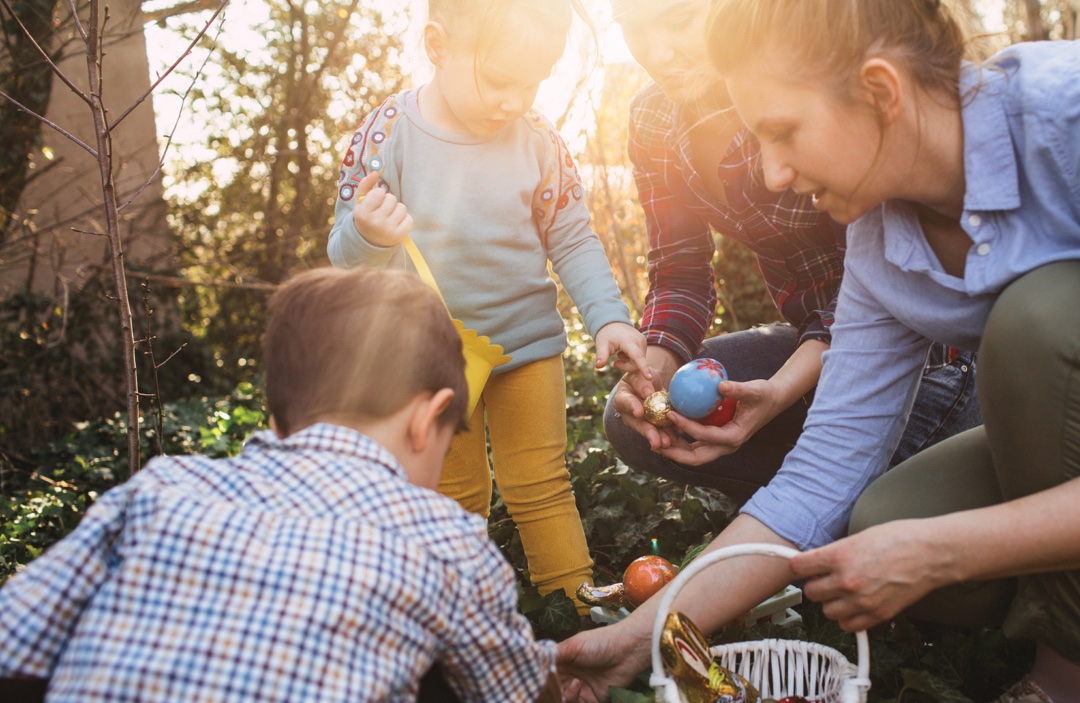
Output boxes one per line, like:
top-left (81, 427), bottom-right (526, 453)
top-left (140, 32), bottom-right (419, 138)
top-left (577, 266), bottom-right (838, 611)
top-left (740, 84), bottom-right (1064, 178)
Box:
top-left (1023, 0), bottom-right (1047, 39)
top-left (1, 0), bottom-right (170, 298)
top-left (0, 0), bottom-right (62, 243)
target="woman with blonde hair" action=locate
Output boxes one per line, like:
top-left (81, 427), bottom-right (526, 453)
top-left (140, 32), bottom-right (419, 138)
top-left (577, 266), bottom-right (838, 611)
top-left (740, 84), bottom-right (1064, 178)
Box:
top-left (559, 2), bottom-right (1080, 700)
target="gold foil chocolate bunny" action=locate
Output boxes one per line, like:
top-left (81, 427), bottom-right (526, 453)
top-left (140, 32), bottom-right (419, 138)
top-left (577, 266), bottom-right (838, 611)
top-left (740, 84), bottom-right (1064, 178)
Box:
top-left (660, 611), bottom-right (760, 703)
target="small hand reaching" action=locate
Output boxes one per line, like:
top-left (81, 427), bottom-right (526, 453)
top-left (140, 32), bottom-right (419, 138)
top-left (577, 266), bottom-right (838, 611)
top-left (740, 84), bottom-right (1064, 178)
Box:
top-left (594, 322), bottom-right (651, 381)
top-left (351, 171), bottom-right (413, 247)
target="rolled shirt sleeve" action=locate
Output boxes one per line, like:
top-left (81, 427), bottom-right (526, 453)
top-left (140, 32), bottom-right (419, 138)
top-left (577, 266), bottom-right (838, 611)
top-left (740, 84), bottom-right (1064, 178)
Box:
top-left (740, 260), bottom-right (931, 549)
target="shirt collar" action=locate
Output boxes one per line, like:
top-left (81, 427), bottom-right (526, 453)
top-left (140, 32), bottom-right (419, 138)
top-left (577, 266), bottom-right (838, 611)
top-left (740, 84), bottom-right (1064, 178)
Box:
top-left (243, 423), bottom-right (407, 481)
top-left (960, 61), bottom-right (1021, 213)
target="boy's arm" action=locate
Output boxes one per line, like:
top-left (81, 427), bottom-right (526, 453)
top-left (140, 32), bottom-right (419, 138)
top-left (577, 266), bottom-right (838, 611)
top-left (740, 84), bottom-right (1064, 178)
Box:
top-left (0, 483), bottom-right (133, 677)
top-left (439, 540), bottom-right (558, 703)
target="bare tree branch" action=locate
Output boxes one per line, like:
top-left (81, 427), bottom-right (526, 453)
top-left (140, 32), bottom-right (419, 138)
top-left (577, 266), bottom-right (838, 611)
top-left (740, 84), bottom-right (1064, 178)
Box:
top-left (119, 8), bottom-right (225, 212)
top-left (127, 270), bottom-right (278, 292)
top-left (66, 0), bottom-right (88, 41)
top-left (156, 342), bottom-right (188, 368)
top-left (0, 90), bottom-right (99, 155)
top-left (83, 0), bottom-right (142, 474)
top-left (108, 0), bottom-right (228, 130)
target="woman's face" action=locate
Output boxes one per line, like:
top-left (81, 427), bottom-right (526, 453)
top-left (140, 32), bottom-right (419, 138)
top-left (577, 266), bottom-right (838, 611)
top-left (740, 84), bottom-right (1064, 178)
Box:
top-left (726, 64), bottom-right (894, 225)
top-left (612, 0), bottom-right (720, 106)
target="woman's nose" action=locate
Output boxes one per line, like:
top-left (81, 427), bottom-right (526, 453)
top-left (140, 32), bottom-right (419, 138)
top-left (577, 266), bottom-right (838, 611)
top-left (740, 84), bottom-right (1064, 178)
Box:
top-left (760, 149), bottom-right (796, 193)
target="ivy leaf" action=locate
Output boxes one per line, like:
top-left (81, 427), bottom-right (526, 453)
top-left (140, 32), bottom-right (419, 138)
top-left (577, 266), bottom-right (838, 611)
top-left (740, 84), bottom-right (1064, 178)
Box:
top-left (900, 668), bottom-right (973, 703)
top-left (517, 583), bottom-right (545, 615)
top-left (537, 589), bottom-right (580, 638)
top-left (678, 497), bottom-right (704, 530)
top-left (573, 448), bottom-right (607, 482)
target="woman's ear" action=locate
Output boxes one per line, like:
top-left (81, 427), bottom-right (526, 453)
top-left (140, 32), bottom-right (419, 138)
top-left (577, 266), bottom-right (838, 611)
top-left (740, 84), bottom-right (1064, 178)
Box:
top-left (423, 21), bottom-right (449, 66)
top-left (859, 57), bottom-right (905, 125)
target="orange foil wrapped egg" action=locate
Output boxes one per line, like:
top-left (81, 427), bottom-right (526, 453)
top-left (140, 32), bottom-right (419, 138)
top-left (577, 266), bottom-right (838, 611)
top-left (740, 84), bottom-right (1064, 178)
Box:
top-left (623, 555), bottom-right (679, 606)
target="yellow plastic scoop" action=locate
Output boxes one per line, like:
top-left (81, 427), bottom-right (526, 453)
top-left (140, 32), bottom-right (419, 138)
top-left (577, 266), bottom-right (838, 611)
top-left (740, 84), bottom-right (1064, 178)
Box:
top-left (401, 237), bottom-right (511, 417)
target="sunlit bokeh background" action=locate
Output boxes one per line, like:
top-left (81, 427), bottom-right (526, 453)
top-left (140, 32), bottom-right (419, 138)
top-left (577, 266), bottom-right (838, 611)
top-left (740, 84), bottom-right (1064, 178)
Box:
top-left (142, 0), bottom-right (1007, 196)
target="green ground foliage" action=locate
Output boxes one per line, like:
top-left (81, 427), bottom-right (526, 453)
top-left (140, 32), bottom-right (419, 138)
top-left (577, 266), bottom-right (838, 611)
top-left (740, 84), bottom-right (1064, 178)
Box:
top-left (1, 382), bottom-right (265, 578)
top-left (1, 338), bottom-right (1033, 702)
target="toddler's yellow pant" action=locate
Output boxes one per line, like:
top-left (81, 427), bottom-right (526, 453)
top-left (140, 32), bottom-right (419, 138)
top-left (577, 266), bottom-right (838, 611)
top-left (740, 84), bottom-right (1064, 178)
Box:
top-left (438, 355), bottom-right (594, 613)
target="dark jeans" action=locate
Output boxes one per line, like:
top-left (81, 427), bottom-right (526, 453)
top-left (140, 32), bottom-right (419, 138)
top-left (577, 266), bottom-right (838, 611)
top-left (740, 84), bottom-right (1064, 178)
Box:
top-left (604, 323), bottom-right (981, 505)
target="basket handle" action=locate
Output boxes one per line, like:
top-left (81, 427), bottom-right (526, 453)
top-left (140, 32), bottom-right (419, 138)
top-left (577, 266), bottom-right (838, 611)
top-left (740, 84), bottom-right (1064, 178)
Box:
top-left (648, 543), bottom-right (871, 703)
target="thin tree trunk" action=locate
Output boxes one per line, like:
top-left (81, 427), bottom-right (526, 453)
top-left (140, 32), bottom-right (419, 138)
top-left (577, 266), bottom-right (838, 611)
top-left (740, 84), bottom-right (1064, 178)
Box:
top-left (1065, 0), bottom-right (1079, 39)
top-left (86, 0), bottom-right (141, 475)
top-left (1023, 0), bottom-right (1047, 39)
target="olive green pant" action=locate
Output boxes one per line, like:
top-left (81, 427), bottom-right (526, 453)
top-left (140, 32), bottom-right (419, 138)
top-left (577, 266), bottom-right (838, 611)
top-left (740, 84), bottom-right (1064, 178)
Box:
top-left (850, 261), bottom-right (1080, 663)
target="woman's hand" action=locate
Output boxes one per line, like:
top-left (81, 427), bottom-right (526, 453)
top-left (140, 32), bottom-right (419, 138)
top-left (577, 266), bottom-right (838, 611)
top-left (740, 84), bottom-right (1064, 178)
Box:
top-left (654, 377), bottom-right (786, 466)
top-left (790, 519), bottom-right (950, 632)
top-left (557, 620), bottom-right (652, 702)
top-left (654, 339), bottom-right (827, 466)
top-left (795, 477), bottom-right (1080, 633)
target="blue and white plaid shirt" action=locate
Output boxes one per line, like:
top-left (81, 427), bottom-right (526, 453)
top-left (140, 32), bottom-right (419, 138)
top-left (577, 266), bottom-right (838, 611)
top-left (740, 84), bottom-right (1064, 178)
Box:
top-left (0, 423), bottom-right (556, 701)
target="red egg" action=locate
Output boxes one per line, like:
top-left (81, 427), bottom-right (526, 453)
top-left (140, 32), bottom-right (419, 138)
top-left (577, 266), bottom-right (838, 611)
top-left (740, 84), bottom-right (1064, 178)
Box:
top-left (622, 555), bottom-right (678, 607)
top-left (699, 396), bottom-right (738, 427)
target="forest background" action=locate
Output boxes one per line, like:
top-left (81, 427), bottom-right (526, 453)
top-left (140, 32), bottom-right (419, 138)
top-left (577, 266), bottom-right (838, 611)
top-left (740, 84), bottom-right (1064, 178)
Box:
top-left (1, 0), bottom-right (1078, 700)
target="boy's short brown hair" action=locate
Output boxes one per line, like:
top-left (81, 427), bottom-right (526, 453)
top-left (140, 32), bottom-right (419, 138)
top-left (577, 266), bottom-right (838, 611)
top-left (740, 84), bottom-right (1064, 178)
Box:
top-left (264, 267), bottom-right (469, 436)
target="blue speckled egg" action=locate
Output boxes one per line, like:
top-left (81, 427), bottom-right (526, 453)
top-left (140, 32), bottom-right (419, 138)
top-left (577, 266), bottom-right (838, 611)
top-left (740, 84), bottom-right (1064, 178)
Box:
top-left (668, 358), bottom-right (728, 419)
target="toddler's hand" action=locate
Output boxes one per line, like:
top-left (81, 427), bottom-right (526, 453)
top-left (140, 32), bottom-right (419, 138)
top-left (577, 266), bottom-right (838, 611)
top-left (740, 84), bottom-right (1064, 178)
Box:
top-left (594, 322), bottom-right (651, 380)
top-left (352, 171), bottom-right (413, 247)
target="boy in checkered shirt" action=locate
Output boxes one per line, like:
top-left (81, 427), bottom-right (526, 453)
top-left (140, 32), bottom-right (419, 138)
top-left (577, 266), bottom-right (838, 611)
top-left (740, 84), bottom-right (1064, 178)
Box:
top-left (0, 267), bottom-right (561, 702)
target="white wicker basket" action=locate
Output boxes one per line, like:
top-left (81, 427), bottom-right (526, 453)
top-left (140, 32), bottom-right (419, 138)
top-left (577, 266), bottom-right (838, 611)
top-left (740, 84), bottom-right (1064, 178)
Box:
top-left (649, 544), bottom-right (871, 703)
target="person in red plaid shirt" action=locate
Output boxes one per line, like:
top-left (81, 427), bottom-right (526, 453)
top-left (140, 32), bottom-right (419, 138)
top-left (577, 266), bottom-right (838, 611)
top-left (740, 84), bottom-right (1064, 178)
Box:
top-left (603, 0), bottom-right (981, 503)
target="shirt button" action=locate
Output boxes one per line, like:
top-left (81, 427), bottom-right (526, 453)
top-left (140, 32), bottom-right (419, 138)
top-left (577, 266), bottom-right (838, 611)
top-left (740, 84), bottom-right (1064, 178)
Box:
top-left (976, 243), bottom-right (991, 256)
top-left (968, 214), bottom-right (982, 227)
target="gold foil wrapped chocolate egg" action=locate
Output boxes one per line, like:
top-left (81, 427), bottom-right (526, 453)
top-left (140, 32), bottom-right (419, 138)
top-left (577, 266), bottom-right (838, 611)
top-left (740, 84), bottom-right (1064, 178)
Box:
top-left (643, 391), bottom-right (674, 427)
top-left (576, 581), bottom-right (629, 609)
